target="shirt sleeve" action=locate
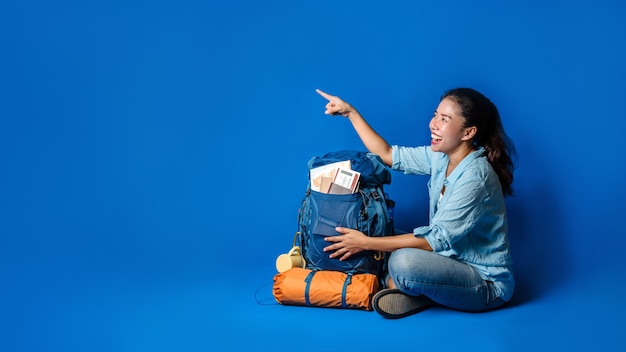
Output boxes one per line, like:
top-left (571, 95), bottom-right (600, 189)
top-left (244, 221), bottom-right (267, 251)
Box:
top-left (414, 175), bottom-right (487, 253)
top-left (391, 145), bottom-right (434, 175)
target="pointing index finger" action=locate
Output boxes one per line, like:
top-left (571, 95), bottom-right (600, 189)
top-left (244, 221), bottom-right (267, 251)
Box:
top-left (316, 88), bottom-right (333, 101)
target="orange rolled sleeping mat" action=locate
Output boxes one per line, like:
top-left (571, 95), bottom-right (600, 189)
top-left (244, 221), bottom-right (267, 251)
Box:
top-left (273, 267), bottom-right (380, 311)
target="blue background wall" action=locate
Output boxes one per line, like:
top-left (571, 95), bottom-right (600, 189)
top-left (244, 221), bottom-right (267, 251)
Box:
top-left (2, 1), bottom-right (625, 351)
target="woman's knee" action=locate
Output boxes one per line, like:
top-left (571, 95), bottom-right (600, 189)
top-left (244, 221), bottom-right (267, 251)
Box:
top-left (388, 248), bottom-right (431, 273)
top-left (387, 248), bottom-right (432, 291)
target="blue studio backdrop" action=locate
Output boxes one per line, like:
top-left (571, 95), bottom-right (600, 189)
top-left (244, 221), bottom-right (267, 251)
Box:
top-left (2, 1), bottom-right (625, 351)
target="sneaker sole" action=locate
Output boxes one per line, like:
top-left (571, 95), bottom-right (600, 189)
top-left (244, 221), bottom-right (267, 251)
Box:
top-left (372, 288), bottom-right (432, 319)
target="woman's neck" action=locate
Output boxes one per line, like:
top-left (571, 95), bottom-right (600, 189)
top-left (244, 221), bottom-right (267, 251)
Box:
top-left (446, 144), bottom-right (474, 177)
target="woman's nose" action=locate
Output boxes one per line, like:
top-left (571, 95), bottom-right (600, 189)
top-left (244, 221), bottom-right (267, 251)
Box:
top-left (429, 117), bottom-right (438, 130)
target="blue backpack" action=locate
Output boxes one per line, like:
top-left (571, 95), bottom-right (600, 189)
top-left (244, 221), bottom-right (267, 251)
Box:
top-left (296, 150), bottom-right (394, 275)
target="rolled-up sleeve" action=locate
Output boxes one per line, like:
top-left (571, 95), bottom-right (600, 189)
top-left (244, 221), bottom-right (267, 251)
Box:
top-left (391, 145), bottom-right (433, 175)
top-left (414, 224), bottom-right (450, 252)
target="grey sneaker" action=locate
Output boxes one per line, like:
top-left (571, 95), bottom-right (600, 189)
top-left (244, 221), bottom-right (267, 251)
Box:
top-left (372, 288), bottom-right (433, 319)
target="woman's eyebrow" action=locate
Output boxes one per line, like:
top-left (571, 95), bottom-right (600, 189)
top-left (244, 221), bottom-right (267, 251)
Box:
top-left (436, 110), bottom-right (453, 119)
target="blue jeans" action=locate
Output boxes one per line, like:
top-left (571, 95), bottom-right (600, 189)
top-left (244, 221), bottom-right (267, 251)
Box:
top-left (386, 248), bottom-right (506, 312)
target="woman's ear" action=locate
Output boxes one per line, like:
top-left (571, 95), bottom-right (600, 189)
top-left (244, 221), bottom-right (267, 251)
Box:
top-left (462, 126), bottom-right (477, 141)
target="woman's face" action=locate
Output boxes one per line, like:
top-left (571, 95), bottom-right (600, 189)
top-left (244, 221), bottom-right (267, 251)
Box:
top-left (429, 97), bottom-right (470, 154)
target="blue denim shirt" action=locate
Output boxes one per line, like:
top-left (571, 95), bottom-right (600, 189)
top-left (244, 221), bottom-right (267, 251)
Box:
top-left (391, 145), bottom-right (514, 302)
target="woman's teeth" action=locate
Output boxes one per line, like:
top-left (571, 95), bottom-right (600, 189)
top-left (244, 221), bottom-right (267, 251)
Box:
top-left (431, 134), bottom-right (442, 141)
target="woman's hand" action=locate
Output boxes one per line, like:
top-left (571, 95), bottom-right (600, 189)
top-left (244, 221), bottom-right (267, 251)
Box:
top-left (316, 89), bottom-right (354, 117)
top-left (323, 227), bottom-right (369, 261)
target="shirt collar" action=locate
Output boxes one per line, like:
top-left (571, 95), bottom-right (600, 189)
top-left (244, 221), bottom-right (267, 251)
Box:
top-left (445, 146), bottom-right (485, 183)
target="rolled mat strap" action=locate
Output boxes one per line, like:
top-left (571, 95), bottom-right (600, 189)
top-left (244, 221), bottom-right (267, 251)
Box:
top-left (304, 270), bottom-right (316, 306)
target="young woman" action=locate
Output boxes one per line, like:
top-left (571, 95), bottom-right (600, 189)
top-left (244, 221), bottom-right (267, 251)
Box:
top-left (316, 88), bottom-right (516, 319)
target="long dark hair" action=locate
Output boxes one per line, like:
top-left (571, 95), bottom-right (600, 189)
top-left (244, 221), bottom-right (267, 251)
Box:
top-left (441, 88), bottom-right (517, 196)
